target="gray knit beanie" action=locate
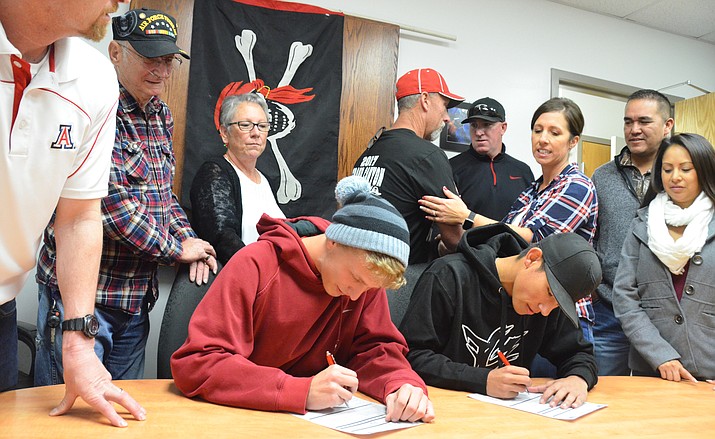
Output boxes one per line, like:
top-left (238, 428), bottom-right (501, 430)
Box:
top-left (326, 176), bottom-right (410, 267)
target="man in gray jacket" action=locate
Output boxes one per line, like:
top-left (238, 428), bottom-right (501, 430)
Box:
top-left (591, 89), bottom-right (673, 375)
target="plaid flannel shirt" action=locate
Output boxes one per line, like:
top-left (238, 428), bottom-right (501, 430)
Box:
top-left (503, 162), bottom-right (598, 322)
top-left (37, 86), bottom-right (195, 314)
top-left (619, 148), bottom-right (652, 202)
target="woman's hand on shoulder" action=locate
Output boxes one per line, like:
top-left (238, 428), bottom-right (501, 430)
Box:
top-left (419, 186), bottom-right (470, 225)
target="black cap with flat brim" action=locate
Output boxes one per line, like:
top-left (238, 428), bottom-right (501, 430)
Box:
top-left (540, 233), bottom-right (602, 328)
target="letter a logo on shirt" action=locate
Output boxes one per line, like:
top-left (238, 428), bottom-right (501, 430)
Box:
top-left (51, 124), bottom-right (75, 149)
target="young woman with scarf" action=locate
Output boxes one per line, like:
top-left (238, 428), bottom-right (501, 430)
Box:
top-left (613, 133), bottom-right (715, 390)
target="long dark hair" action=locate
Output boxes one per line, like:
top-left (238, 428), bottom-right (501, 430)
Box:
top-left (641, 133), bottom-right (715, 207)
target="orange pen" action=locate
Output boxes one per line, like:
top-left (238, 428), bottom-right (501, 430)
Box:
top-left (326, 350), bottom-right (337, 366)
top-left (497, 349), bottom-right (511, 366)
top-left (326, 351), bottom-right (349, 407)
top-left (497, 349), bottom-right (530, 396)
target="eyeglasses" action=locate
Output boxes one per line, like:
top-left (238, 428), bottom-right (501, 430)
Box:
top-left (120, 45), bottom-right (182, 72)
top-left (226, 121), bottom-right (271, 132)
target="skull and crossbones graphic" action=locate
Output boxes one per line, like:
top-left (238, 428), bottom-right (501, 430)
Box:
top-left (215, 29), bottom-right (315, 204)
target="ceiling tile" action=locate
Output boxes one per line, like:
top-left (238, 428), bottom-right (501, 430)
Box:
top-left (545, 0), bottom-right (715, 45)
top-left (547, 0), bottom-right (661, 18)
top-left (700, 30), bottom-right (715, 44)
top-left (626, 0), bottom-right (715, 38)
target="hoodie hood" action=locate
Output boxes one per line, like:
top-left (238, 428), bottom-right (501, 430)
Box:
top-left (256, 214), bottom-right (328, 289)
top-left (456, 224), bottom-right (529, 308)
top-left (458, 223), bottom-right (528, 269)
top-left (257, 214), bottom-right (327, 240)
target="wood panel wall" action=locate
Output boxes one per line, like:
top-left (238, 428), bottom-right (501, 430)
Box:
top-left (339, 16), bottom-right (398, 178)
top-left (675, 92), bottom-right (715, 147)
top-left (130, 0), bottom-right (398, 199)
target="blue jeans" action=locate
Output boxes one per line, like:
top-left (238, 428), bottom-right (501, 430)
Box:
top-left (592, 300), bottom-right (631, 376)
top-left (530, 317), bottom-right (594, 378)
top-left (0, 299), bottom-right (18, 391)
top-left (35, 284), bottom-right (149, 386)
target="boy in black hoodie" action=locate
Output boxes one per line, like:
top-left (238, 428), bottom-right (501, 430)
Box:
top-left (400, 224), bottom-right (601, 408)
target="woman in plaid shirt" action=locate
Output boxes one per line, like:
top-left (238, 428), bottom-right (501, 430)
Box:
top-left (419, 98), bottom-right (597, 375)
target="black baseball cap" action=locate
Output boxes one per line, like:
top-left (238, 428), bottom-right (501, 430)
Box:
top-left (462, 97), bottom-right (506, 123)
top-left (540, 233), bottom-right (602, 328)
top-left (112, 8), bottom-right (190, 59)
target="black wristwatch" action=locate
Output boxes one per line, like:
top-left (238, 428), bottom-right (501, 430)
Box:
top-left (61, 314), bottom-right (100, 338)
top-left (463, 211), bottom-right (477, 230)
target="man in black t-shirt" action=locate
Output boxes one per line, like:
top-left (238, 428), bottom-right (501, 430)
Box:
top-left (352, 68), bottom-right (464, 264)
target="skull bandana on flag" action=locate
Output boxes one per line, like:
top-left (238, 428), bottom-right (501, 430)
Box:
top-left (182, 0), bottom-right (343, 218)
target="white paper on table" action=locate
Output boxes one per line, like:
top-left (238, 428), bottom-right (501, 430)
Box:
top-left (294, 395), bottom-right (423, 435)
top-left (468, 391), bottom-right (606, 420)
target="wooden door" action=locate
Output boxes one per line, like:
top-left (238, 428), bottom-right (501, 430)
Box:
top-left (581, 139), bottom-right (612, 178)
top-left (674, 92), bottom-right (715, 146)
top-left (130, 0), bottom-right (398, 199)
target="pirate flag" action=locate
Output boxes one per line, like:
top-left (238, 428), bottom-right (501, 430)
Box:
top-left (182, 0), bottom-right (343, 218)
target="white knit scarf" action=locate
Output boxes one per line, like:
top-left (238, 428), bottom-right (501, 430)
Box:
top-left (647, 191), bottom-right (713, 274)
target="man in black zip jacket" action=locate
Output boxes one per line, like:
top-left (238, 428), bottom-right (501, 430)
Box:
top-left (450, 97), bottom-right (533, 222)
top-left (400, 224), bottom-right (600, 408)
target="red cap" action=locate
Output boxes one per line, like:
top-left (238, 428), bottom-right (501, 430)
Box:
top-left (395, 68), bottom-right (464, 108)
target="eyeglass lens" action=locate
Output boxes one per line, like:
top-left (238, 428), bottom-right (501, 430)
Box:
top-left (230, 121), bottom-right (271, 132)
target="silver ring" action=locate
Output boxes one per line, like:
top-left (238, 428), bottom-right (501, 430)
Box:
top-left (119, 388), bottom-right (124, 393)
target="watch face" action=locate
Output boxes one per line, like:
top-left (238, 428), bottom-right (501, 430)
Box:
top-left (85, 314), bottom-right (100, 337)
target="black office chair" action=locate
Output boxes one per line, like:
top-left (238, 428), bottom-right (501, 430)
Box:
top-left (156, 262), bottom-right (221, 379)
top-left (386, 262), bottom-right (429, 327)
top-left (17, 320), bottom-right (37, 389)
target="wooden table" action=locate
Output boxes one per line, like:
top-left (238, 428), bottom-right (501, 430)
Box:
top-left (1, 377), bottom-right (712, 438)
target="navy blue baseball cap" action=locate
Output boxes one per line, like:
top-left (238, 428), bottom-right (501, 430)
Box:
top-left (112, 8), bottom-right (189, 59)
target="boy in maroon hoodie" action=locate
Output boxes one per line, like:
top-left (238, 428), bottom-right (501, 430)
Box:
top-left (172, 177), bottom-right (434, 423)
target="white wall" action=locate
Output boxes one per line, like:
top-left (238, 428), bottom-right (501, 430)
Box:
top-left (291, 0), bottom-right (715, 173)
top-left (559, 88), bottom-right (627, 164)
top-left (15, 0), bottom-right (715, 379)
top-left (559, 88), bottom-right (627, 142)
